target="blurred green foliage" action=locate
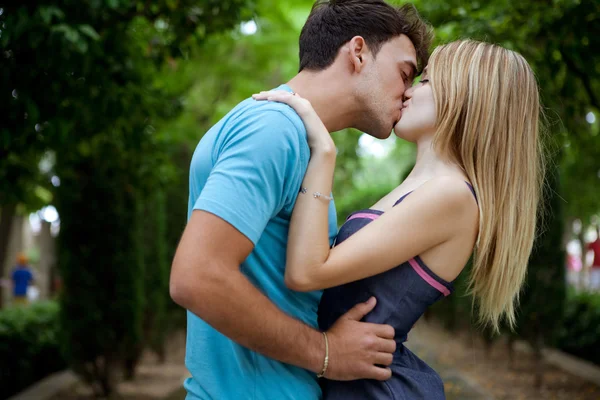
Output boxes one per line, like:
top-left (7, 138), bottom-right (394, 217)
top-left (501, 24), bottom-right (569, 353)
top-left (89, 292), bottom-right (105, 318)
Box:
top-left (0, 301), bottom-right (66, 399)
top-left (2, 0), bottom-right (256, 396)
top-left (1, 0), bottom-right (599, 393)
top-left (412, 0), bottom-right (600, 222)
top-left (558, 289), bottom-right (600, 366)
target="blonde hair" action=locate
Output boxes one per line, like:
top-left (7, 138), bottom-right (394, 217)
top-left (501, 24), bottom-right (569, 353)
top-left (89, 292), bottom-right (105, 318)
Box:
top-left (428, 40), bottom-right (545, 331)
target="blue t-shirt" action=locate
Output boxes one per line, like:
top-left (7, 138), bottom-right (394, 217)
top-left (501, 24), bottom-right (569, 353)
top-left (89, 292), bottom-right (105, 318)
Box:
top-left (185, 85), bottom-right (338, 400)
top-left (12, 266), bottom-right (33, 296)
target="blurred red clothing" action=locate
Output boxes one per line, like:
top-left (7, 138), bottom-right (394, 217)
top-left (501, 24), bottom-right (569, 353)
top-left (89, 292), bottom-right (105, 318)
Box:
top-left (587, 239), bottom-right (600, 268)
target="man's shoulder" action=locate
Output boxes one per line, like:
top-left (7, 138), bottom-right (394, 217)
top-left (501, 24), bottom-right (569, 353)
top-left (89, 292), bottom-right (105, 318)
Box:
top-left (219, 98), bottom-right (309, 163)
top-left (231, 97), bottom-right (305, 134)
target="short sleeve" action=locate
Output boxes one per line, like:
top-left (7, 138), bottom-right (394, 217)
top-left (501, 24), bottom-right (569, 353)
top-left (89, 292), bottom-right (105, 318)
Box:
top-left (193, 109), bottom-right (307, 245)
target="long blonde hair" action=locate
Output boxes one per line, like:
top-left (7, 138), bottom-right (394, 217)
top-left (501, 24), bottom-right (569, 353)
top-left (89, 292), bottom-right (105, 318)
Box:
top-left (428, 40), bottom-right (545, 331)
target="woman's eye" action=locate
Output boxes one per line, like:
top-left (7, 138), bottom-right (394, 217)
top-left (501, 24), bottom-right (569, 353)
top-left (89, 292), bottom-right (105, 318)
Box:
top-left (420, 79), bottom-right (429, 84)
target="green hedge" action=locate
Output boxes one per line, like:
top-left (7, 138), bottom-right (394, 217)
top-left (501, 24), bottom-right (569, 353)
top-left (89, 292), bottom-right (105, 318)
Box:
top-left (56, 139), bottom-right (145, 397)
top-left (557, 290), bottom-right (600, 366)
top-left (0, 301), bottom-right (66, 399)
top-left (335, 184), bottom-right (395, 226)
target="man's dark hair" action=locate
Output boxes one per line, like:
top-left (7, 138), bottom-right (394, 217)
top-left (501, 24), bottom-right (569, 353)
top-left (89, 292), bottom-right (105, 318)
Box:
top-left (299, 0), bottom-right (432, 73)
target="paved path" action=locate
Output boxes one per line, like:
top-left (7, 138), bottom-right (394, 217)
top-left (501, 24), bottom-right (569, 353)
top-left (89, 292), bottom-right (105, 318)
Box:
top-left (406, 330), bottom-right (495, 400)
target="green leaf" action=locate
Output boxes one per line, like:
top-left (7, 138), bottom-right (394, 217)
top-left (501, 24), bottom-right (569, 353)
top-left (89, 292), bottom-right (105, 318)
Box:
top-left (51, 24), bottom-right (81, 44)
top-left (79, 24), bottom-right (100, 41)
top-left (39, 6), bottom-right (65, 24)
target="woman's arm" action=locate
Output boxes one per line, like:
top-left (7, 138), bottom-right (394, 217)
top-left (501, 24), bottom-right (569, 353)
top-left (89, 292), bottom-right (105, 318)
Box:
top-left (252, 91), bottom-right (477, 292)
top-left (252, 90), bottom-right (337, 288)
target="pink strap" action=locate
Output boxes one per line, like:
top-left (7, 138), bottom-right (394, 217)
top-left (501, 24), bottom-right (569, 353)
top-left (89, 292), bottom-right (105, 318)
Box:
top-left (408, 258), bottom-right (451, 296)
top-left (347, 213), bottom-right (379, 222)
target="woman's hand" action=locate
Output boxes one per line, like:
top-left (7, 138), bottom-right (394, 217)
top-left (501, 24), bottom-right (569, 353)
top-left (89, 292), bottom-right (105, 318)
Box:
top-left (252, 90), bottom-right (335, 155)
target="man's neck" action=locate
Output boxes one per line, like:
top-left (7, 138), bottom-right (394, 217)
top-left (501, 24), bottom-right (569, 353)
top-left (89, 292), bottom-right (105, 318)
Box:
top-left (286, 69), bottom-right (356, 133)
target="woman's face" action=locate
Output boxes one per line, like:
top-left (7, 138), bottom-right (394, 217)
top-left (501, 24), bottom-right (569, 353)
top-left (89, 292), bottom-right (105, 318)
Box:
top-left (393, 67), bottom-right (437, 142)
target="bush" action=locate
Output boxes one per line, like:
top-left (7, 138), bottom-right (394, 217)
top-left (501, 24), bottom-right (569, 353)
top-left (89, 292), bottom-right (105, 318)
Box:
top-left (335, 184), bottom-right (395, 226)
top-left (557, 290), bottom-right (600, 366)
top-left (0, 301), bottom-right (66, 399)
top-left (135, 189), bottom-right (170, 370)
top-left (56, 139), bottom-right (145, 398)
top-left (163, 144), bottom-right (191, 331)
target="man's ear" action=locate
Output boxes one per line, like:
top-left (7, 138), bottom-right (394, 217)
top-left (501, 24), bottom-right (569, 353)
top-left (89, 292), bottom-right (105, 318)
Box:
top-left (347, 36), bottom-right (368, 73)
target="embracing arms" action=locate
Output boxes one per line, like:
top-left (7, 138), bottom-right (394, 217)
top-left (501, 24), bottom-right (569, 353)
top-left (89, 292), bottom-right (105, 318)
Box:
top-left (171, 210), bottom-right (395, 379)
top-left (170, 108), bottom-right (395, 380)
top-left (252, 91), bottom-right (478, 293)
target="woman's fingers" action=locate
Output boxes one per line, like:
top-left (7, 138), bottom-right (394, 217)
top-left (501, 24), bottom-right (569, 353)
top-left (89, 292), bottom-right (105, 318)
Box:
top-left (252, 90), bottom-right (314, 118)
top-left (252, 90), bottom-right (296, 102)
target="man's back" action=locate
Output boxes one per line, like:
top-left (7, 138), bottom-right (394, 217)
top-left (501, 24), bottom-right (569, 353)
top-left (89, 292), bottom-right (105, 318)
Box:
top-left (184, 85), bottom-right (338, 399)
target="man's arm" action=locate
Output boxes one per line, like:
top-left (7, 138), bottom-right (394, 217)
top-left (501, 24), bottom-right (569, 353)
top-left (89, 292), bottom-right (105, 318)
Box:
top-left (170, 210), bottom-right (395, 380)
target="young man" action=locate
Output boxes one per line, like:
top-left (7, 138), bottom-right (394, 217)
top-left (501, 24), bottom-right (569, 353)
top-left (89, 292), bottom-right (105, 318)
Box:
top-left (170, 1), bottom-right (432, 399)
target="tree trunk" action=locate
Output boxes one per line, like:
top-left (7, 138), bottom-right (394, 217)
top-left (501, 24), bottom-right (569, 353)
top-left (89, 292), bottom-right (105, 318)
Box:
top-left (507, 336), bottom-right (515, 369)
top-left (483, 331), bottom-right (494, 359)
top-left (533, 333), bottom-right (544, 390)
top-left (123, 356), bottom-right (138, 381)
top-left (124, 344), bottom-right (144, 381)
top-left (0, 203), bottom-right (17, 309)
top-left (157, 343), bottom-right (167, 364)
top-left (578, 225), bottom-right (588, 290)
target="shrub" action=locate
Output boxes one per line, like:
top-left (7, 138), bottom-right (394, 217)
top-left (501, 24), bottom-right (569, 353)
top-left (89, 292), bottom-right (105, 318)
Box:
top-left (0, 301), bottom-right (66, 399)
top-left (335, 184), bottom-right (395, 226)
top-left (56, 140), bottom-right (145, 398)
top-left (557, 290), bottom-right (600, 366)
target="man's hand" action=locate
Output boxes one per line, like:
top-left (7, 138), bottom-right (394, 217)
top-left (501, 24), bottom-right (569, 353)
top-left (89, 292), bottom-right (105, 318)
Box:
top-left (325, 297), bottom-right (396, 381)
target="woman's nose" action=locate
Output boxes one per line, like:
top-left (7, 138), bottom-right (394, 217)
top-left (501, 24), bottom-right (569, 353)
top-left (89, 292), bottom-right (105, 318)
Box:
top-left (403, 87), bottom-right (414, 101)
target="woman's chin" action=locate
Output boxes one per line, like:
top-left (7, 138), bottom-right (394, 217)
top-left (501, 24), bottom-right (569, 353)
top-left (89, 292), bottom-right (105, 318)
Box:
top-left (394, 121), bottom-right (427, 143)
top-left (393, 123), bottom-right (411, 140)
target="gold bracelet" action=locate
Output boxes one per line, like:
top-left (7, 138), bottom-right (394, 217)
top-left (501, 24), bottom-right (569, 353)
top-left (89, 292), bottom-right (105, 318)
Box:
top-left (299, 187), bottom-right (333, 202)
top-left (317, 331), bottom-right (329, 378)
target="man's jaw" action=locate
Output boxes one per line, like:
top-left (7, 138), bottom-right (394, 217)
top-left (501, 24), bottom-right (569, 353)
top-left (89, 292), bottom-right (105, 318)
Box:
top-left (393, 108), bottom-right (404, 127)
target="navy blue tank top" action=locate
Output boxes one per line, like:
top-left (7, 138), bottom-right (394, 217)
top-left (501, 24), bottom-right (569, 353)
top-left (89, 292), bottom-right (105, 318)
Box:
top-left (317, 183), bottom-right (476, 400)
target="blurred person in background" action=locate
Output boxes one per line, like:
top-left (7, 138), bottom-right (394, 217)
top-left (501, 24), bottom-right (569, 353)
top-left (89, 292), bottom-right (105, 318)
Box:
top-left (11, 252), bottom-right (34, 306)
top-left (586, 226), bottom-right (600, 290)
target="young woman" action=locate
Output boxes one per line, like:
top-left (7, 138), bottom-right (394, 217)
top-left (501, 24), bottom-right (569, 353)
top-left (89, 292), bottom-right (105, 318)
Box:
top-left (253, 39), bottom-right (545, 399)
